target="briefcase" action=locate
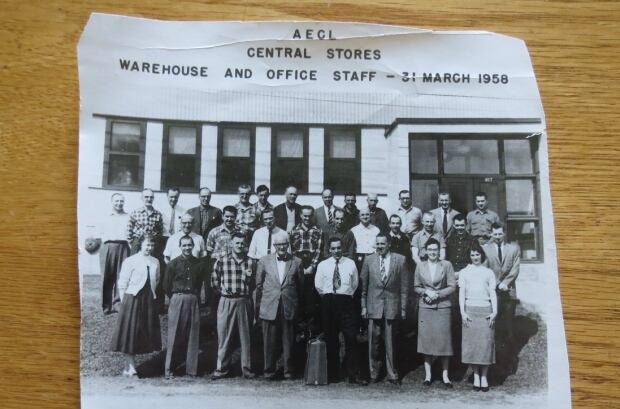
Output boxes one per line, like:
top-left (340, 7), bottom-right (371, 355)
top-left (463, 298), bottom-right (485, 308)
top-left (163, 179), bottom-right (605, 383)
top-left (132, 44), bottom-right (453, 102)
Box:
top-left (304, 337), bottom-right (328, 385)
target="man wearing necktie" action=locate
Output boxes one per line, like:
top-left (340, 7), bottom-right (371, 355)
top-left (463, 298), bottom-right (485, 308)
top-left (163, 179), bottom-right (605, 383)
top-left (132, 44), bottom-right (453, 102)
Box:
top-left (430, 192), bottom-right (460, 240)
top-left (314, 237), bottom-right (366, 385)
top-left (482, 223), bottom-right (521, 376)
top-left (314, 188), bottom-right (341, 233)
top-left (361, 234), bottom-right (408, 384)
top-left (248, 209), bottom-right (288, 261)
top-left (255, 235), bottom-right (304, 380)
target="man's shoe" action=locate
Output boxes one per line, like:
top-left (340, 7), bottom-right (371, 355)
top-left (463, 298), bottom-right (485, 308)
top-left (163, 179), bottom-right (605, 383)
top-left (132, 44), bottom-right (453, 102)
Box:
top-left (243, 371), bottom-right (256, 379)
top-left (348, 377), bottom-right (368, 386)
top-left (283, 373), bottom-right (294, 380)
top-left (370, 377), bottom-right (380, 384)
top-left (211, 371), bottom-right (227, 380)
top-left (388, 379), bottom-right (401, 385)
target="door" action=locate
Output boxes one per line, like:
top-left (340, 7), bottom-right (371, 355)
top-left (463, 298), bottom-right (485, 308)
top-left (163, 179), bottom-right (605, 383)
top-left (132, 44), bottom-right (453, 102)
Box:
top-left (440, 177), bottom-right (505, 220)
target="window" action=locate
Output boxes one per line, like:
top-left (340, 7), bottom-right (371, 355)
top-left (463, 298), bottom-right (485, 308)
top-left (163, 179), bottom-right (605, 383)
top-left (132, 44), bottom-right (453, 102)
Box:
top-left (217, 126), bottom-right (255, 192)
top-left (103, 120), bottom-right (145, 189)
top-left (324, 128), bottom-right (361, 194)
top-left (161, 124), bottom-right (201, 190)
top-left (271, 127), bottom-right (308, 193)
top-left (409, 134), bottom-right (542, 261)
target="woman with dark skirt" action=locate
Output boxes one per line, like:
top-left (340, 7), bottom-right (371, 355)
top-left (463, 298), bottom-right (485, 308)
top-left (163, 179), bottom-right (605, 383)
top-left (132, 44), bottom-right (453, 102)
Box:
top-left (414, 238), bottom-right (457, 387)
top-left (458, 243), bottom-right (498, 392)
top-left (110, 235), bottom-right (162, 377)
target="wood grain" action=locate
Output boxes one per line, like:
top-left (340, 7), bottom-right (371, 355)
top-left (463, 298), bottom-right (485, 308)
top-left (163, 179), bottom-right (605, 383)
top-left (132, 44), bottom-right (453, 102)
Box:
top-left (0, 1), bottom-right (618, 408)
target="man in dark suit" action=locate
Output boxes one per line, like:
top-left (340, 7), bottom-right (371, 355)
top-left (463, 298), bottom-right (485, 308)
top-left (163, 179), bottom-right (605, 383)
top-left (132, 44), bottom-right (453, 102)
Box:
top-left (314, 188), bottom-right (340, 233)
top-left (361, 234), bottom-right (408, 383)
top-left (273, 186), bottom-right (302, 233)
top-left (366, 193), bottom-right (390, 234)
top-left (482, 222), bottom-right (521, 375)
top-left (255, 234), bottom-right (304, 380)
top-left (187, 187), bottom-right (223, 243)
top-left (342, 192), bottom-right (360, 231)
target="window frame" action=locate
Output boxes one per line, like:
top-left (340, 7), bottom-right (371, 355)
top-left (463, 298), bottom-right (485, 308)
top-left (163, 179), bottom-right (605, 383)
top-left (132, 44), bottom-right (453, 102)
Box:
top-left (270, 126), bottom-right (309, 193)
top-left (409, 133), bottom-right (543, 262)
top-left (102, 119), bottom-right (146, 190)
top-left (216, 124), bottom-right (256, 193)
top-left (324, 126), bottom-right (362, 194)
top-left (160, 122), bottom-right (202, 192)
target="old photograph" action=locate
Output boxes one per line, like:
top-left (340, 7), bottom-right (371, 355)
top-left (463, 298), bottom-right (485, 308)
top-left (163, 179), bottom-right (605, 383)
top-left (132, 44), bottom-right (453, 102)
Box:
top-left (77, 14), bottom-right (570, 409)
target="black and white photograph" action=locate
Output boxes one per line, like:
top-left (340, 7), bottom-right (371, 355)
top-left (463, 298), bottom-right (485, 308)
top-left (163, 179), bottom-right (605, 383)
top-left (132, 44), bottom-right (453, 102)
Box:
top-left (77, 15), bottom-right (570, 409)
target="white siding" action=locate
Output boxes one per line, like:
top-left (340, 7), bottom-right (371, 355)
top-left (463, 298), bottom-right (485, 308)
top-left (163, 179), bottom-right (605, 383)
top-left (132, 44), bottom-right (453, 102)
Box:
top-left (143, 122), bottom-right (163, 190)
top-left (254, 126), bottom-right (271, 188)
top-left (308, 127), bottom-right (324, 194)
top-left (200, 124), bottom-right (218, 189)
top-left (361, 128), bottom-right (388, 195)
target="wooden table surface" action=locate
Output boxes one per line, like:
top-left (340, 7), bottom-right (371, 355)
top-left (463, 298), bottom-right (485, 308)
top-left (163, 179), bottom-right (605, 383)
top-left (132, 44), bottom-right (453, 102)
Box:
top-left (1, 1), bottom-right (618, 408)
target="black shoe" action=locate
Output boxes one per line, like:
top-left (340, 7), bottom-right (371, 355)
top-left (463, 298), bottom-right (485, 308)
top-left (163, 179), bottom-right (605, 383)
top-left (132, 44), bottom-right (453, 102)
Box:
top-left (370, 378), bottom-right (380, 384)
top-left (442, 381), bottom-right (453, 388)
top-left (348, 377), bottom-right (368, 386)
top-left (481, 386), bottom-right (489, 392)
top-left (243, 372), bottom-right (256, 379)
top-left (388, 379), bottom-right (401, 385)
top-left (423, 380), bottom-right (432, 387)
top-left (473, 385), bottom-right (481, 391)
top-left (211, 372), bottom-right (228, 380)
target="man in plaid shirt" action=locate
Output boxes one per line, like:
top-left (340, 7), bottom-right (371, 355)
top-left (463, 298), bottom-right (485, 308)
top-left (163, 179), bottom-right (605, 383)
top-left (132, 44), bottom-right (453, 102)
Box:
top-left (126, 188), bottom-right (164, 255)
top-left (210, 232), bottom-right (256, 380)
top-left (234, 184), bottom-right (259, 240)
top-left (290, 205), bottom-right (323, 335)
top-left (206, 206), bottom-right (241, 262)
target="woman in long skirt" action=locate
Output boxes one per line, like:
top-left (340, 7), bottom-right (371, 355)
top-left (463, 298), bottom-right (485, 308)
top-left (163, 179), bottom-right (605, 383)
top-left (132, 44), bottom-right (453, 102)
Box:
top-left (414, 238), bottom-right (457, 387)
top-left (458, 242), bottom-right (498, 392)
top-left (110, 235), bottom-right (162, 377)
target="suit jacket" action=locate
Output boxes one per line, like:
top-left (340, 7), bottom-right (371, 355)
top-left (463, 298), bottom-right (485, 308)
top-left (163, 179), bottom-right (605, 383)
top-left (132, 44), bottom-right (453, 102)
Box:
top-left (314, 205), bottom-right (342, 234)
top-left (273, 203), bottom-right (302, 232)
top-left (430, 207), bottom-right (460, 239)
top-left (256, 254), bottom-right (304, 321)
top-left (187, 205), bottom-right (223, 242)
top-left (369, 207), bottom-right (390, 235)
top-left (361, 253), bottom-right (408, 320)
top-left (482, 241), bottom-right (520, 298)
top-left (414, 260), bottom-right (456, 309)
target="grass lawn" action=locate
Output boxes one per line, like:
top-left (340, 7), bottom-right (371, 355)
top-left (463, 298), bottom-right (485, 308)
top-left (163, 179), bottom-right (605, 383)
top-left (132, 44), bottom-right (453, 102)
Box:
top-left (80, 274), bottom-right (547, 404)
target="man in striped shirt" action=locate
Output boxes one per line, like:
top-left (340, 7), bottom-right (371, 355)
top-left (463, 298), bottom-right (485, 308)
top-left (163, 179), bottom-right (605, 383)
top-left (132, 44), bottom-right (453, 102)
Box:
top-left (210, 232), bottom-right (256, 380)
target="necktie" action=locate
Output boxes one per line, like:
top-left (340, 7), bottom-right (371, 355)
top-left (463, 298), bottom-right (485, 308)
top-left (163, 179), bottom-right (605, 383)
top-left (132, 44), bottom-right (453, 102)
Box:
top-left (443, 209), bottom-right (448, 236)
top-left (498, 243), bottom-right (503, 263)
top-left (332, 260), bottom-right (341, 293)
top-left (169, 207), bottom-right (176, 235)
top-left (267, 229), bottom-right (272, 254)
top-left (328, 208), bottom-right (334, 226)
top-left (380, 256), bottom-right (387, 284)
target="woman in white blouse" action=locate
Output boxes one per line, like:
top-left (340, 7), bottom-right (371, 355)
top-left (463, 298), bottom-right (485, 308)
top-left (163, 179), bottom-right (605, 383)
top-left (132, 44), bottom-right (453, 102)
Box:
top-left (458, 242), bottom-right (498, 392)
top-left (110, 235), bottom-right (162, 377)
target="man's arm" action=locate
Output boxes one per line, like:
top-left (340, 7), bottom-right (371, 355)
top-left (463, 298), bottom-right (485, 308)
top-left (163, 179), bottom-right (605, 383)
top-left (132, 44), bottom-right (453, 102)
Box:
top-left (360, 257), bottom-right (370, 311)
top-left (126, 213), bottom-right (136, 242)
top-left (500, 244), bottom-right (521, 288)
top-left (210, 259), bottom-right (222, 295)
top-left (255, 258), bottom-right (267, 315)
top-left (399, 257), bottom-right (409, 318)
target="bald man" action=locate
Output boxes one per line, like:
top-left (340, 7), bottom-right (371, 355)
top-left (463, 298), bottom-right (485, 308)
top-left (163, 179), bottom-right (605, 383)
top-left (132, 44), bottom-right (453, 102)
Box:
top-left (273, 186), bottom-right (302, 233)
top-left (366, 193), bottom-right (390, 235)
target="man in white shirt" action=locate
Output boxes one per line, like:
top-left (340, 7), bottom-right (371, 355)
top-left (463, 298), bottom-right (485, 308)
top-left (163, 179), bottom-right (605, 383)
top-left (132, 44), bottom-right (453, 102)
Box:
top-left (99, 193), bottom-right (130, 314)
top-left (163, 214), bottom-right (207, 263)
top-left (350, 207), bottom-right (380, 271)
top-left (248, 209), bottom-right (288, 261)
top-left (315, 237), bottom-right (367, 385)
top-left (161, 187), bottom-right (185, 239)
top-left (394, 189), bottom-right (423, 239)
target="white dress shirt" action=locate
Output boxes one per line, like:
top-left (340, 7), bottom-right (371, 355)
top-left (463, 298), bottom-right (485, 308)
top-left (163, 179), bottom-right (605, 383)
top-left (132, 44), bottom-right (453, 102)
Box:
top-left (350, 223), bottom-right (380, 254)
top-left (248, 226), bottom-right (288, 259)
top-left (163, 231), bottom-right (207, 262)
top-left (100, 211), bottom-right (129, 242)
top-left (161, 204), bottom-right (186, 237)
top-left (315, 256), bottom-right (359, 296)
top-left (276, 257), bottom-right (287, 284)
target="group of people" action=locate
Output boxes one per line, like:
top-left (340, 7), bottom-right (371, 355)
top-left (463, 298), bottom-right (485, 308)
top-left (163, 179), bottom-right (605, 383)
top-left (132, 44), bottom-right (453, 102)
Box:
top-left (98, 183), bottom-right (520, 392)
